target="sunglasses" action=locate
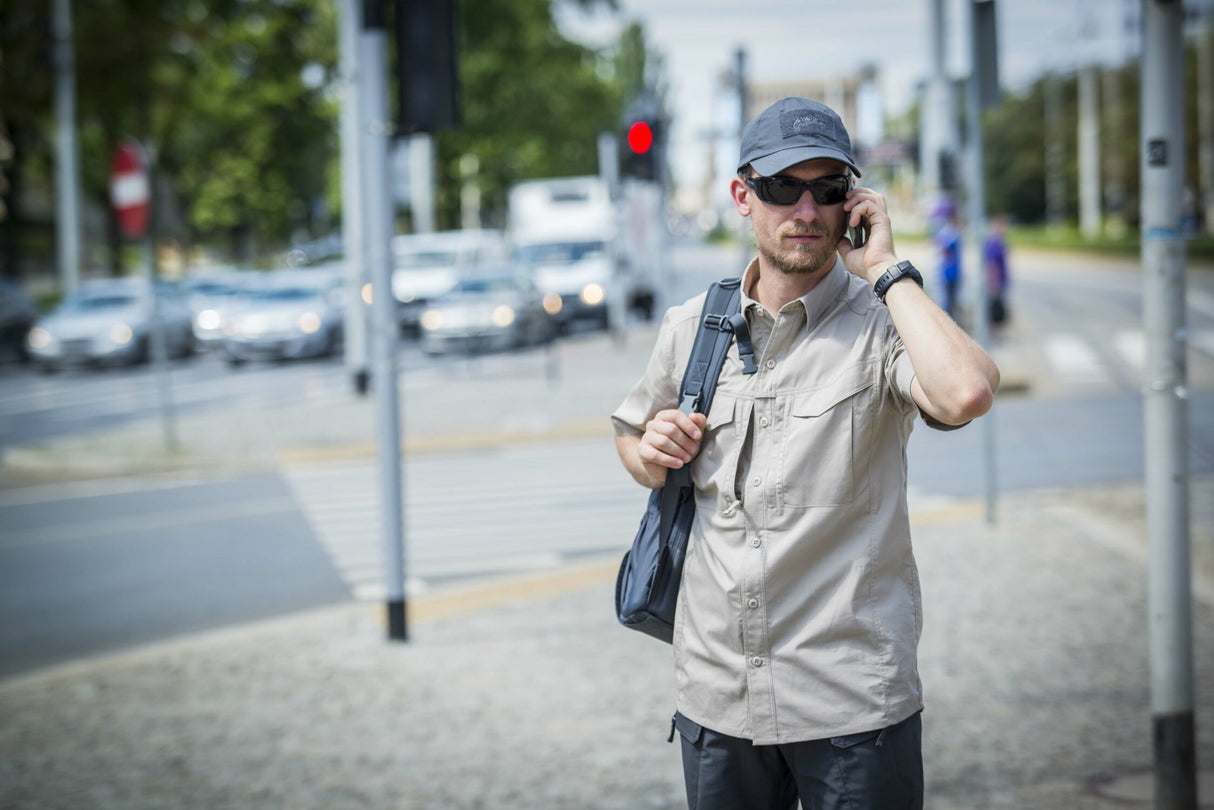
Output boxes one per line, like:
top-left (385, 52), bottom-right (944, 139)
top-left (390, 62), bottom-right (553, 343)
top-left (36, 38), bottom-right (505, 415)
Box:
top-left (745, 173), bottom-right (851, 206)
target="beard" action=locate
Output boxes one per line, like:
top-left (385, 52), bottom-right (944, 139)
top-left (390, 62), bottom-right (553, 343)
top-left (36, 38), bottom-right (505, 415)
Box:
top-left (755, 221), bottom-right (843, 277)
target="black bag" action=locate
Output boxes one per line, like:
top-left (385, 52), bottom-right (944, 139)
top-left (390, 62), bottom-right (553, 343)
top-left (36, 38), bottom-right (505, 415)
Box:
top-left (615, 278), bottom-right (757, 643)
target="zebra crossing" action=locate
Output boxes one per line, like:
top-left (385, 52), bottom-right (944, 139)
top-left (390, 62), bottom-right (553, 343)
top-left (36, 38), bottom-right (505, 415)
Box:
top-left (1037, 327), bottom-right (1214, 390)
top-left (279, 437), bottom-right (645, 601)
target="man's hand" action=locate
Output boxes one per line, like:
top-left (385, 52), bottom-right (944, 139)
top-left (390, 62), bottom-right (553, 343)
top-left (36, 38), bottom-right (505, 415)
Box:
top-left (615, 409), bottom-right (708, 489)
top-left (837, 185), bottom-right (899, 284)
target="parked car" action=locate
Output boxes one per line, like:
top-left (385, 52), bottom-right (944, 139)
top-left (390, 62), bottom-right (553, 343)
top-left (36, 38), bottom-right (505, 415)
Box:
top-left (183, 272), bottom-right (256, 351)
top-left (0, 278), bottom-right (38, 362)
top-left (391, 229), bottom-right (508, 336)
top-left (418, 266), bottom-right (557, 356)
top-left (220, 271), bottom-right (344, 365)
top-left (25, 278), bottom-right (194, 371)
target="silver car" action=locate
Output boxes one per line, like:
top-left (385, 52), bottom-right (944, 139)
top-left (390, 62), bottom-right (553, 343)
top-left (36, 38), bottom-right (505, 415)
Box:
top-left (221, 271), bottom-right (344, 365)
top-left (183, 272), bottom-right (256, 351)
top-left (25, 278), bottom-right (195, 371)
top-left (419, 268), bottom-right (557, 356)
top-left (391, 229), bottom-right (508, 336)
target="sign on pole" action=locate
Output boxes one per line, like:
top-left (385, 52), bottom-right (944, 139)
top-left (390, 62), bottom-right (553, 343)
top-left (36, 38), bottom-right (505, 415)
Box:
top-left (110, 139), bottom-right (150, 240)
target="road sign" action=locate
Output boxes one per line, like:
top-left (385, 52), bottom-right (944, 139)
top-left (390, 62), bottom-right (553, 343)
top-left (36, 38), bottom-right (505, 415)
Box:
top-left (110, 139), bottom-right (150, 240)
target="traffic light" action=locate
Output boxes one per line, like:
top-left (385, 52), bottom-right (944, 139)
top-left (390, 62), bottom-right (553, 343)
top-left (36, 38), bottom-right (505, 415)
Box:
top-left (620, 115), bottom-right (663, 181)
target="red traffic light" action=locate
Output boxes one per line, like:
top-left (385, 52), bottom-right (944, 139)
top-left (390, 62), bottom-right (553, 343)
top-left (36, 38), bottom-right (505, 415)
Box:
top-left (627, 121), bottom-right (654, 154)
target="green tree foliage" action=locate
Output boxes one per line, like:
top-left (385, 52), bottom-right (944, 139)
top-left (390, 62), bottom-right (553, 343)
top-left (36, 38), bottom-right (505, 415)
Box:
top-left (432, 0), bottom-right (626, 229)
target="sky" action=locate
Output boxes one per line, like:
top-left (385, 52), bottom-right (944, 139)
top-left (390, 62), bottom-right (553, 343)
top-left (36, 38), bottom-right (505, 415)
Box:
top-left (555, 0), bottom-right (1155, 203)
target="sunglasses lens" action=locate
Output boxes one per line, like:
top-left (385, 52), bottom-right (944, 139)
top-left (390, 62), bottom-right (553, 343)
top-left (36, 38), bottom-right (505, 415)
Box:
top-left (750, 175), bottom-right (849, 206)
top-left (810, 177), bottom-right (849, 205)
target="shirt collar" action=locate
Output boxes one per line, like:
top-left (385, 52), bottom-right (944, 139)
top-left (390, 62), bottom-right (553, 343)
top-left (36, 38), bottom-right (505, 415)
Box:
top-left (741, 256), bottom-right (849, 328)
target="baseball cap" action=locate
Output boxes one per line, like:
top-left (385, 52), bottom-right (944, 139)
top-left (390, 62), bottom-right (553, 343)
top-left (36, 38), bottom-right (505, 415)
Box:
top-left (738, 97), bottom-right (861, 178)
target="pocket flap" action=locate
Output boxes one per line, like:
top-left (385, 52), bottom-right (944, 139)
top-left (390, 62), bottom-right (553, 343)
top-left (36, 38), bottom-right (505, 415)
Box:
top-left (790, 367), bottom-right (874, 418)
top-left (673, 711), bottom-right (703, 744)
top-left (704, 395), bottom-right (735, 429)
top-left (829, 727), bottom-right (882, 749)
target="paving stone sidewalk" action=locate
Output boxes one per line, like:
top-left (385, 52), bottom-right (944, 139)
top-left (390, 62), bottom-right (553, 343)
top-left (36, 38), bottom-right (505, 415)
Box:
top-left (2, 484), bottom-right (1212, 810)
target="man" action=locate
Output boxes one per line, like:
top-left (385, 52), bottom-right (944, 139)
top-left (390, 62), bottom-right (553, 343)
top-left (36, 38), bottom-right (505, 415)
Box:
top-left (933, 203), bottom-right (963, 320)
top-left (611, 97), bottom-right (999, 809)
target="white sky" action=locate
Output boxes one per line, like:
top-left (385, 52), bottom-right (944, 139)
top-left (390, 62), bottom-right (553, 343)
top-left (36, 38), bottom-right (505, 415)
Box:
top-left (555, 0), bottom-right (1150, 199)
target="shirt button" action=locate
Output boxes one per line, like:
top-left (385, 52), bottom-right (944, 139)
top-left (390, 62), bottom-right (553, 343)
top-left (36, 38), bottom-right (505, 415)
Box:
top-left (751, 536), bottom-right (762, 548)
top-left (751, 656), bottom-right (764, 668)
top-left (751, 477), bottom-right (761, 487)
top-left (760, 416), bottom-right (769, 428)
top-left (747, 598), bottom-right (759, 610)
top-left (765, 359), bottom-right (776, 370)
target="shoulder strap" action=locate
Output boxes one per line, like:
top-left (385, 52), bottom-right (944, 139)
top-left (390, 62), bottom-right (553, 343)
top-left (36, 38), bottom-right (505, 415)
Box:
top-left (677, 277), bottom-right (756, 415)
top-left (661, 277), bottom-right (754, 532)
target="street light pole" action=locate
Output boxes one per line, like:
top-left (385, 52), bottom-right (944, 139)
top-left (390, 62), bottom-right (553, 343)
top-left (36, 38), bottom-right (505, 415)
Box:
top-left (1140, 1), bottom-right (1196, 806)
top-left (53, 0), bottom-right (82, 299)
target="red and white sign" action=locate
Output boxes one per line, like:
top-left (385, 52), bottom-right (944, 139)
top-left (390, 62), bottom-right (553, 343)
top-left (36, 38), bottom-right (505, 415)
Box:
top-left (110, 139), bottom-right (150, 240)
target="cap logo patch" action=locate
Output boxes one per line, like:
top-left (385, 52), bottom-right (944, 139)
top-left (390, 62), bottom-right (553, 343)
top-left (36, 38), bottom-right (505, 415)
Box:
top-left (779, 109), bottom-right (834, 141)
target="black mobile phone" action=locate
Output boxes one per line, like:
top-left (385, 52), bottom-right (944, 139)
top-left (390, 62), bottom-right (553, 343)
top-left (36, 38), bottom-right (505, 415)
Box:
top-left (850, 219), bottom-right (868, 248)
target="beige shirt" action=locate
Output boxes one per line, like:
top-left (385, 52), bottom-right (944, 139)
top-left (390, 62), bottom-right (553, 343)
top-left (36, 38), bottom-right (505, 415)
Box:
top-left (612, 258), bottom-right (929, 745)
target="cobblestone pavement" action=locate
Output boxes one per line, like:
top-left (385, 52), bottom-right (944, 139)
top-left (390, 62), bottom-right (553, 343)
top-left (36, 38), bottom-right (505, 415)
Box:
top-left (1, 482), bottom-right (1212, 810)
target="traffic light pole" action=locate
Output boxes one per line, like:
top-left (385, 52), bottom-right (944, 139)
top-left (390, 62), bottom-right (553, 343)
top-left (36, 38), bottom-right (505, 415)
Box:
top-left (1141, 1), bottom-right (1196, 806)
top-left (362, 0), bottom-right (407, 641)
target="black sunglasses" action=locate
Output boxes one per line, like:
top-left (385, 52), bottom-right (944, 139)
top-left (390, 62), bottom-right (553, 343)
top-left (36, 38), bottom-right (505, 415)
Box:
top-left (745, 173), bottom-right (851, 206)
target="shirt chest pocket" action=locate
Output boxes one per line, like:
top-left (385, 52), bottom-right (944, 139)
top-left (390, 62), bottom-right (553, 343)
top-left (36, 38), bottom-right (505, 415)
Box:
top-left (780, 366), bottom-right (876, 508)
top-left (691, 395), bottom-right (739, 498)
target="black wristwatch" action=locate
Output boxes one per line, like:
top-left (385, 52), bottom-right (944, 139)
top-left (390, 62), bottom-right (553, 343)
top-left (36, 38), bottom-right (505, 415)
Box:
top-left (872, 260), bottom-right (924, 303)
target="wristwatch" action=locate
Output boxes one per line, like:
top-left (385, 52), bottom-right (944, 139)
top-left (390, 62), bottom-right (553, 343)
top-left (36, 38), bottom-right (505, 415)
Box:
top-left (872, 260), bottom-right (924, 303)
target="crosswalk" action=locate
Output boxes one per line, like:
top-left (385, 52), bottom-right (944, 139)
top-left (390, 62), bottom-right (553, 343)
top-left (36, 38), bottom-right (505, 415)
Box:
top-left (280, 438), bottom-right (645, 601)
top-left (1036, 328), bottom-right (1214, 390)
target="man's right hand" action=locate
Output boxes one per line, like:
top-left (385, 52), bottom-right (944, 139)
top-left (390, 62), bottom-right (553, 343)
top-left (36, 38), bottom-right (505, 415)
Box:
top-left (616, 409), bottom-right (708, 489)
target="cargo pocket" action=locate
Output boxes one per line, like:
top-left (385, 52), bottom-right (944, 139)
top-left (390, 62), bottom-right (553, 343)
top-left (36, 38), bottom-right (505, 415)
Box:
top-left (781, 366), bottom-right (874, 507)
top-left (692, 396), bottom-right (737, 497)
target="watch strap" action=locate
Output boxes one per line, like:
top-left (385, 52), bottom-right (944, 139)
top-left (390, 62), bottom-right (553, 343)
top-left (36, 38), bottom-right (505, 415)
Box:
top-left (873, 260), bottom-right (923, 302)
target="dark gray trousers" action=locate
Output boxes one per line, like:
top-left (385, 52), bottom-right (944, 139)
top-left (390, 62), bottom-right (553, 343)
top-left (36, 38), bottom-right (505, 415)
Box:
top-left (672, 711), bottom-right (924, 810)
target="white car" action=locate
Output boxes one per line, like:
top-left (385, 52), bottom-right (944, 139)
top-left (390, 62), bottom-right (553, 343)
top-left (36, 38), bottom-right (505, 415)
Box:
top-left (25, 278), bottom-right (195, 371)
top-left (391, 230), bottom-right (508, 336)
top-left (183, 272), bottom-right (255, 351)
top-left (221, 271), bottom-right (344, 365)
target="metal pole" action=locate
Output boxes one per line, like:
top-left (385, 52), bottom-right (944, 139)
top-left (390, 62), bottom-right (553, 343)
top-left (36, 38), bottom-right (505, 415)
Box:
top-left (598, 132), bottom-right (627, 345)
top-left (409, 134), bottom-right (436, 234)
top-left (53, 0), bottom-right (82, 299)
top-left (338, 0), bottom-right (370, 394)
top-left (1140, 1), bottom-right (1195, 806)
top-left (363, 0), bottom-right (407, 641)
top-left (1078, 64), bottom-right (1103, 238)
top-left (1198, 9), bottom-right (1214, 236)
top-left (967, 0), bottom-right (996, 524)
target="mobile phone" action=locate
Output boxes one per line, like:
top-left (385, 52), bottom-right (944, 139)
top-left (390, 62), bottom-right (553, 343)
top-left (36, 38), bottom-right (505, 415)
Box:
top-left (850, 219), bottom-right (868, 249)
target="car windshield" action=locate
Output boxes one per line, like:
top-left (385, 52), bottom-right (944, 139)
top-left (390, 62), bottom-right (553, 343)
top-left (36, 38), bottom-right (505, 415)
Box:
top-left (70, 294), bottom-right (140, 311)
top-left (395, 250), bottom-right (461, 269)
top-left (449, 277), bottom-right (517, 296)
top-left (517, 241), bottom-right (606, 264)
top-left (248, 287), bottom-right (322, 302)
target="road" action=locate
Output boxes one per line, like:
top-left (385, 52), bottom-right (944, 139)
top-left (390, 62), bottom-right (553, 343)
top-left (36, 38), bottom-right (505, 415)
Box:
top-left (1, 239), bottom-right (1212, 679)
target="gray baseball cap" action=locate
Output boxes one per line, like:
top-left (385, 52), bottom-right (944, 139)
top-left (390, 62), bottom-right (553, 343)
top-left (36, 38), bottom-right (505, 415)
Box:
top-left (738, 97), bottom-right (861, 178)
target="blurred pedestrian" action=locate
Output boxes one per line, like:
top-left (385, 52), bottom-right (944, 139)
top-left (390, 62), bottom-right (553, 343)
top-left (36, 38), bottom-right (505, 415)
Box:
top-left (984, 215), bottom-right (1010, 333)
top-left (612, 97), bottom-right (1000, 810)
top-left (933, 205), bottom-right (963, 321)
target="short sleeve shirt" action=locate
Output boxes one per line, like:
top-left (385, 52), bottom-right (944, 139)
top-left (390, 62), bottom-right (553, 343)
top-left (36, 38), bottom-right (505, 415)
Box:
top-left (612, 258), bottom-right (926, 745)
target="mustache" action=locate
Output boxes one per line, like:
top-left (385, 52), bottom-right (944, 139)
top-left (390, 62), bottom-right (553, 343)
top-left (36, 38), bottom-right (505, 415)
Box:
top-left (780, 225), bottom-right (832, 238)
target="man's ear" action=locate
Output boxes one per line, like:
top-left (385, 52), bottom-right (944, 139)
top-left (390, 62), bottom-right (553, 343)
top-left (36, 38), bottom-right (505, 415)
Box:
top-left (730, 176), bottom-right (751, 217)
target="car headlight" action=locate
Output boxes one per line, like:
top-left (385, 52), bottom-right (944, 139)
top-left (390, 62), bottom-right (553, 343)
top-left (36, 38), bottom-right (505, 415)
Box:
top-left (580, 283), bottom-right (605, 306)
top-left (196, 309), bottom-right (222, 331)
top-left (542, 294), bottom-right (563, 315)
top-left (109, 323), bottom-right (133, 346)
top-left (28, 326), bottom-right (53, 350)
top-left (491, 305), bottom-right (516, 328)
top-left (420, 310), bottom-right (443, 331)
top-left (298, 312), bottom-right (322, 334)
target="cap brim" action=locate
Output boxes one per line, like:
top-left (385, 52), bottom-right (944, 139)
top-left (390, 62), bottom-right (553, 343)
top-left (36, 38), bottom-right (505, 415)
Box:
top-left (747, 146), bottom-right (861, 178)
